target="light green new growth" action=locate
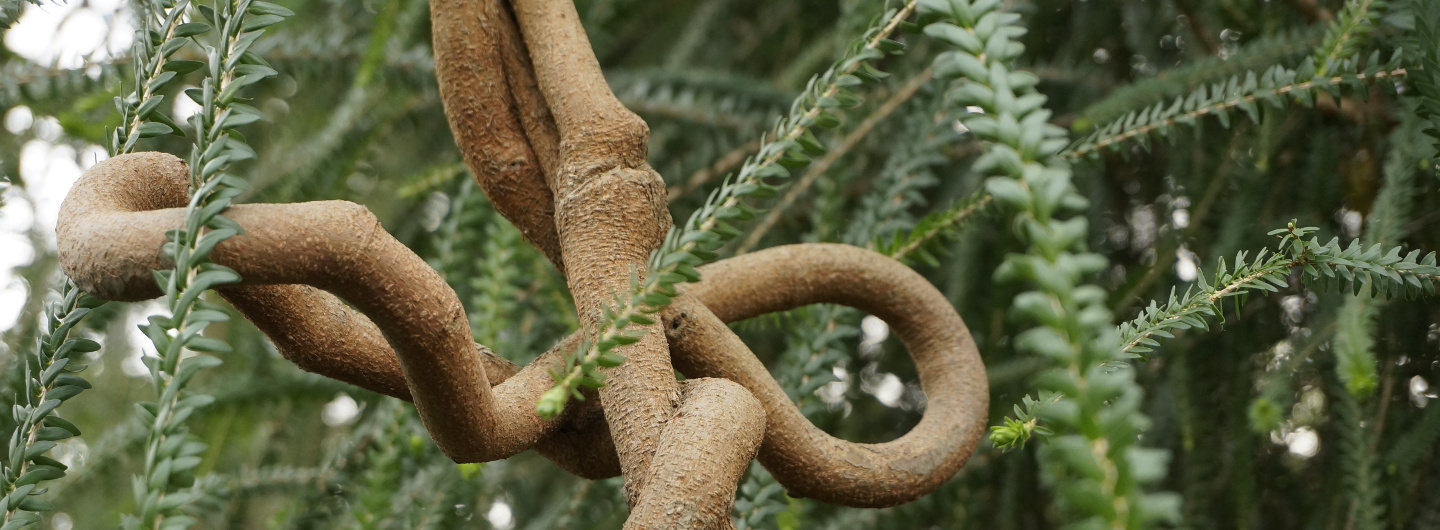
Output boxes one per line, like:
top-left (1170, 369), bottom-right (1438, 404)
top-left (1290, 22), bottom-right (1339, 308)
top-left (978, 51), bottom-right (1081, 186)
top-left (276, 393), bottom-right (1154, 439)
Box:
top-left (989, 391), bottom-right (1060, 452)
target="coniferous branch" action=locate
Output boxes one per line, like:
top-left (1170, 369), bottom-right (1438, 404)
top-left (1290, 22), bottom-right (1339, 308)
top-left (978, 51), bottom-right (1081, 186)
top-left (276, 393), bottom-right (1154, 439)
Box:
top-left (733, 82), bottom-right (953, 527)
top-left (426, 177), bottom-right (531, 356)
top-left (1297, 236), bottom-right (1440, 297)
top-left (194, 465), bottom-right (326, 498)
top-left (1404, 0), bottom-right (1440, 162)
top-left (125, 1), bottom-right (291, 527)
top-left (736, 67), bottom-right (935, 254)
top-left (668, 141), bottom-right (758, 202)
top-left (395, 162), bottom-right (466, 199)
top-left (0, 0), bottom-right (204, 524)
top-left (246, 0), bottom-right (432, 202)
top-left (1332, 112), bottom-right (1424, 396)
top-left (838, 87), bottom-right (951, 249)
top-left (113, 1), bottom-right (197, 154)
top-left (469, 216), bottom-right (528, 354)
top-left (1078, 25), bottom-right (1325, 129)
top-left (1385, 397), bottom-right (1440, 478)
top-left (1313, 0), bottom-right (1388, 75)
top-left (536, 1), bottom-right (918, 418)
top-left (1065, 53), bottom-right (1406, 160)
top-left (0, 282), bottom-right (104, 529)
top-left (1117, 222), bottom-right (1440, 363)
top-left (0, 61), bottom-right (127, 114)
top-left (880, 190), bottom-right (992, 265)
top-left (1331, 374), bottom-right (1385, 530)
top-left (918, 0), bottom-right (1178, 525)
top-left (988, 391), bottom-right (1060, 452)
top-left (351, 402), bottom-right (410, 526)
top-left (281, 401), bottom-right (404, 526)
top-left (1117, 251), bottom-right (1292, 359)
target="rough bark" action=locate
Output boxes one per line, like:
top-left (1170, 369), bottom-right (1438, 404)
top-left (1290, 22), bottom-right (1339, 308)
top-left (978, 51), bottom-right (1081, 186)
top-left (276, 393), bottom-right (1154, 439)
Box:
top-left (55, 1), bottom-right (989, 526)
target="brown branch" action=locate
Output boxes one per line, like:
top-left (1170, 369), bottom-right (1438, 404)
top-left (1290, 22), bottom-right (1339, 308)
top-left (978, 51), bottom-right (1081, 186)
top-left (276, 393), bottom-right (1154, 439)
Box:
top-left (668, 244), bottom-right (987, 507)
top-left (58, 153), bottom-right (555, 463)
top-left (507, 0), bottom-right (702, 517)
top-left (430, 0), bottom-right (566, 273)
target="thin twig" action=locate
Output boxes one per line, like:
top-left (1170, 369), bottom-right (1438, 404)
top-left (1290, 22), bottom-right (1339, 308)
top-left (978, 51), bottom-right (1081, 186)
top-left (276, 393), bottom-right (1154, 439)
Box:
top-left (1064, 68), bottom-right (1407, 160)
top-left (888, 195), bottom-right (992, 261)
top-left (735, 67), bottom-right (933, 254)
top-left (667, 141), bottom-right (758, 202)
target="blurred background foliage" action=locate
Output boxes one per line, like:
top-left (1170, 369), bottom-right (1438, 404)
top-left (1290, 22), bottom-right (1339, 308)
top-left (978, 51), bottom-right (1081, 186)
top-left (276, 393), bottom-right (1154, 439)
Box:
top-left (1, 0), bottom-right (1439, 528)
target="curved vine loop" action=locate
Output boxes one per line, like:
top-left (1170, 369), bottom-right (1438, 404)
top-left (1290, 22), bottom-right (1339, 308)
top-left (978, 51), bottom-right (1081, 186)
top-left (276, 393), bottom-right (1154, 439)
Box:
top-left (55, 0), bottom-right (989, 525)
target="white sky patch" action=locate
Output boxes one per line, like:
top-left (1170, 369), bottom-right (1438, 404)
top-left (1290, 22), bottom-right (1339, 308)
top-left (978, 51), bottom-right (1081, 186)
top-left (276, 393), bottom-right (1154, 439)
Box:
top-left (122, 300), bottom-right (170, 378)
top-left (1171, 207), bottom-right (1189, 229)
top-left (1174, 246), bottom-right (1198, 282)
top-left (0, 185), bottom-right (35, 330)
top-left (4, 0), bottom-right (133, 69)
top-left (1410, 375), bottom-right (1434, 408)
top-left (486, 501), bottom-right (515, 530)
top-left (0, 278), bottom-right (26, 330)
top-left (818, 365), bottom-right (849, 405)
top-left (49, 513), bottom-right (73, 530)
top-left (1285, 427), bottom-right (1319, 458)
top-left (863, 372), bottom-right (904, 407)
top-left (1340, 208), bottom-right (1363, 239)
top-left (172, 87), bottom-right (204, 123)
top-left (21, 140), bottom-right (96, 238)
top-left (322, 394), bottom-right (361, 426)
top-left (3, 105), bottom-right (33, 133)
top-left (860, 315), bottom-right (888, 345)
top-left (1, 1), bottom-right (132, 334)
top-left (52, 437), bottom-right (88, 469)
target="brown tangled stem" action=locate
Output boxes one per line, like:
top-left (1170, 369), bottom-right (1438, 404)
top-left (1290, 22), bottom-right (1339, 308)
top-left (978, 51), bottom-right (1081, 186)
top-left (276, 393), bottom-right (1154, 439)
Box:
top-left (55, 0), bottom-right (988, 527)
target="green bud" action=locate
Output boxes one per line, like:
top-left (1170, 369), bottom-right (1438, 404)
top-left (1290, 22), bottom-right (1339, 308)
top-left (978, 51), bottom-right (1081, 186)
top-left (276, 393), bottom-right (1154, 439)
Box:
top-left (536, 386), bottom-right (570, 419)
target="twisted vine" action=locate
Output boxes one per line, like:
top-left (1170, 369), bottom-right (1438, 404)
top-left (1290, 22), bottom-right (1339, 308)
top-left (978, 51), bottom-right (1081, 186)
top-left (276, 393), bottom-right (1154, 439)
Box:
top-left (53, 0), bottom-right (990, 527)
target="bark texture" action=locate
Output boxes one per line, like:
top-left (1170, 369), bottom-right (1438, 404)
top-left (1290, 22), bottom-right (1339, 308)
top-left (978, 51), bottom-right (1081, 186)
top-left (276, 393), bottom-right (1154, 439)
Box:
top-left (55, 1), bottom-right (989, 526)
